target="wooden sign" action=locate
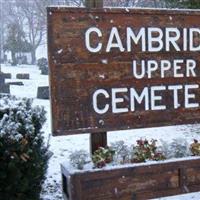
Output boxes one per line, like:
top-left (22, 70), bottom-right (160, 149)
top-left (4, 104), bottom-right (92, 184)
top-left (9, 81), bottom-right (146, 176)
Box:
top-left (47, 7), bottom-right (200, 135)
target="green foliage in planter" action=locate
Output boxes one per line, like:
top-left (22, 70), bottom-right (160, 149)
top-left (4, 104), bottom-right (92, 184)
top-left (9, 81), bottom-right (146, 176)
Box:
top-left (131, 139), bottom-right (166, 163)
top-left (92, 147), bottom-right (115, 168)
top-left (166, 0), bottom-right (200, 9)
top-left (190, 139), bottom-right (200, 156)
top-left (0, 96), bottom-right (48, 200)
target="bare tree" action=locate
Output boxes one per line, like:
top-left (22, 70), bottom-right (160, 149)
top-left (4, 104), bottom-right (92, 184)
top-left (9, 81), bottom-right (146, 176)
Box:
top-left (1, 1), bottom-right (15, 64)
top-left (14, 0), bottom-right (46, 64)
top-left (2, 0), bottom-right (169, 66)
top-left (0, 1), bottom-right (4, 63)
top-left (2, 0), bottom-right (46, 64)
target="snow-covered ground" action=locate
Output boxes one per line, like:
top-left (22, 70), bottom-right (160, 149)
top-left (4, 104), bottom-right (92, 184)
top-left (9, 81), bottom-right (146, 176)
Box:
top-left (1, 63), bottom-right (200, 200)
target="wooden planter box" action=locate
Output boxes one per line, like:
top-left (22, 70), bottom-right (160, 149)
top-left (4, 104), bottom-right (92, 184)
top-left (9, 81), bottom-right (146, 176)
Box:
top-left (61, 157), bottom-right (200, 200)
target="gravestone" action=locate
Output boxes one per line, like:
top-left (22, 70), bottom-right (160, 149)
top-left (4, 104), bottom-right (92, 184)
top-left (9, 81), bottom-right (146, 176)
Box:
top-left (41, 66), bottom-right (49, 75)
top-left (1, 73), bottom-right (11, 79)
top-left (0, 84), bottom-right (10, 94)
top-left (0, 75), bottom-right (5, 85)
top-left (0, 73), bottom-right (10, 94)
top-left (16, 73), bottom-right (30, 79)
top-left (37, 86), bottom-right (49, 99)
top-left (7, 82), bottom-right (23, 86)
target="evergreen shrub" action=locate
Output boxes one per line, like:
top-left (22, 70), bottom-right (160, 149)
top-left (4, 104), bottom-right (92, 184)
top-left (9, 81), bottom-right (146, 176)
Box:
top-left (37, 58), bottom-right (48, 75)
top-left (37, 58), bottom-right (48, 69)
top-left (0, 96), bottom-right (48, 200)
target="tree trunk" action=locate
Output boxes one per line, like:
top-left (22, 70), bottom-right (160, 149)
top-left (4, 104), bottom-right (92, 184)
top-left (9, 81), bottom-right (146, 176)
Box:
top-left (31, 49), bottom-right (36, 64)
top-left (11, 51), bottom-right (17, 66)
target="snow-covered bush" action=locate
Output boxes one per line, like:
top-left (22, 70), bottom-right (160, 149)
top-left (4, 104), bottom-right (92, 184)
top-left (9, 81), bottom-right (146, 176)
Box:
top-left (160, 138), bottom-right (190, 159)
top-left (110, 140), bottom-right (130, 164)
top-left (37, 58), bottom-right (48, 75)
top-left (37, 57), bottom-right (48, 68)
top-left (0, 96), bottom-right (48, 200)
top-left (69, 150), bottom-right (90, 170)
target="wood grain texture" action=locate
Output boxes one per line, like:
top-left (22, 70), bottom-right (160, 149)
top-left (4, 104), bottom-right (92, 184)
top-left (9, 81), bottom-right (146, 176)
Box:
top-left (47, 7), bottom-right (200, 135)
top-left (61, 157), bottom-right (200, 200)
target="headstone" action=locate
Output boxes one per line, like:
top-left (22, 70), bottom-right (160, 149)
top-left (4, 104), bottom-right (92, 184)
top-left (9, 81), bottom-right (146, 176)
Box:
top-left (0, 74), bottom-right (5, 85)
top-left (0, 74), bottom-right (10, 94)
top-left (0, 84), bottom-right (10, 94)
top-left (0, 73), bottom-right (11, 79)
top-left (16, 73), bottom-right (30, 79)
top-left (41, 66), bottom-right (49, 75)
top-left (37, 86), bottom-right (49, 99)
top-left (7, 82), bottom-right (23, 86)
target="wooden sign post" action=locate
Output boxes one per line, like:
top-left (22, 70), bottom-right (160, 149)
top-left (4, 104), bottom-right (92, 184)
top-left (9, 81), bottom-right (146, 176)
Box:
top-left (85, 0), bottom-right (107, 154)
top-left (85, 0), bottom-right (103, 8)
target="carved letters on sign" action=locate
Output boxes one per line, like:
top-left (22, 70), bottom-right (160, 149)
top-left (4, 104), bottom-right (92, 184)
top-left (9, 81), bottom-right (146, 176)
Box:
top-left (48, 8), bottom-right (200, 135)
top-left (85, 27), bottom-right (200, 53)
top-left (87, 27), bottom-right (200, 114)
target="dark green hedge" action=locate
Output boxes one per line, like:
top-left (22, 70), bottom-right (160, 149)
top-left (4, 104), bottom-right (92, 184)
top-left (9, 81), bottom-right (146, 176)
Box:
top-left (166, 0), bottom-right (200, 9)
top-left (0, 96), bottom-right (49, 200)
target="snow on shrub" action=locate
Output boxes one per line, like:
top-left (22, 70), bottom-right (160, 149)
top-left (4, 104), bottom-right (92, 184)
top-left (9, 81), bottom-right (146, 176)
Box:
top-left (0, 96), bottom-right (48, 200)
top-left (69, 150), bottom-right (90, 170)
top-left (110, 140), bottom-right (130, 164)
top-left (160, 138), bottom-right (190, 159)
top-left (37, 58), bottom-right (48, 75)
top-left (37, 57), bottom-right (48, 69)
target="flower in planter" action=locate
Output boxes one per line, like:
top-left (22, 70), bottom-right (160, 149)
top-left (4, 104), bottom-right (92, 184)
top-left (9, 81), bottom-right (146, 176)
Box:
top-left (92, 146), bottom-right (115, 168)
top-left (153, 152), bottom-right (166, 161)
top-left (190, 139), bottom-right (200, 156)
top-left (110, 140), bottom-right (130, 164)
top-left (131, 139), bottom-right (166, 163)
top-left (69, 150), bottom-right (90, 170)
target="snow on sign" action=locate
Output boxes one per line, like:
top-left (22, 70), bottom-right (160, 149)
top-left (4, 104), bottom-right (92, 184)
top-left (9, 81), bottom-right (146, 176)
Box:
top-left (48, 7), bottom-right (200, 136)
